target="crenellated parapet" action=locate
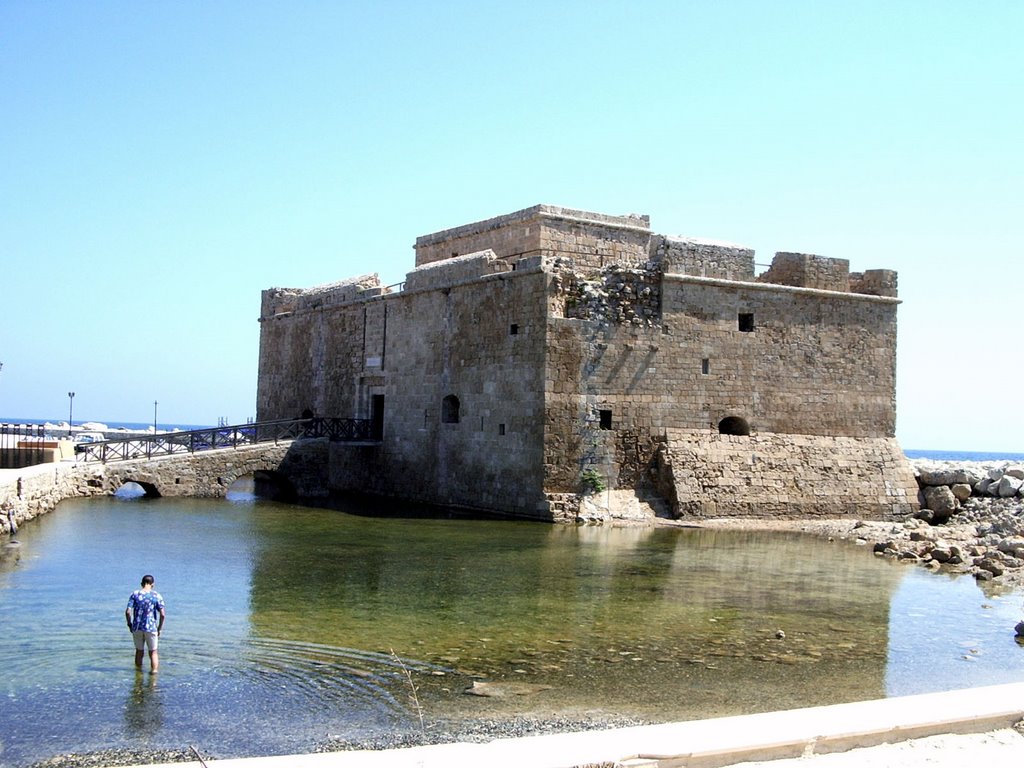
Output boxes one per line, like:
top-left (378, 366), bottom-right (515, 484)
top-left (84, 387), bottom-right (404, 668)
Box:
top-left (260, 274), bottom-right (386, 320)
top-left (756, 252), bottom-right (898, 297)
top-left (403, 249), bottom-right (513, 293)
top-left (651, 235), bottom-right (755, 282)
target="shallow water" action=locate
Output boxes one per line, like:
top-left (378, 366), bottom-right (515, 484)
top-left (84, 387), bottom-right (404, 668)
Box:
top-left (1, 494), bottom-right (1022, 766)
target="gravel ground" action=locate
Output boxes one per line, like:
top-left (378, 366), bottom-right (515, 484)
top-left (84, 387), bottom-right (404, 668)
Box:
top-left (26, 749), bottom-right (195, 768)
top-left (23, 716), bottom-right (650, 768)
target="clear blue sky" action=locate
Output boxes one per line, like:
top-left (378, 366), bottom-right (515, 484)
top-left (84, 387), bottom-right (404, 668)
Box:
top-left (2, 2), bottom-right (1021, 451)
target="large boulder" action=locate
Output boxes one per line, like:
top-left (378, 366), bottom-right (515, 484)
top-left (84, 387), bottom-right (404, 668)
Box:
top-left (917, 464), bottom-right (984, 487)
top-left (996, 475), bottom-right (1023, 498)
top-left (951, 483), bottom-right (973, 502)
top-left (974, 478), bottom-right (995, 496)
top-left (922, 486), bottom-right (959, 520)
top-left (917, 467), bottom-right (960, 486)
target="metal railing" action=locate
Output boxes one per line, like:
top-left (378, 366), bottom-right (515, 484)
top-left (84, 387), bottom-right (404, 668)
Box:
top-left (75, 417), bottom-right (376, 464)
top-left (0, 424), bottom-right (49, 469)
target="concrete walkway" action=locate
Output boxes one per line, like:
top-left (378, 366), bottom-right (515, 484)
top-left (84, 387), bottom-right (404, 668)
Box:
top-left (125, 682), bottom-right (1024, 768)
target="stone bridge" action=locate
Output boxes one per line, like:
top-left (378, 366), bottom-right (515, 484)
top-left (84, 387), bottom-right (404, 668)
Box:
top-left (1, 439), bottom-right (332, 534)
top-left (96, 439), bottom-right (330, 499)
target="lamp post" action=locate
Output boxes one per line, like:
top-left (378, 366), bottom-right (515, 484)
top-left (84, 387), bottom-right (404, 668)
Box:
top-left (68, 391), bottom-right (75, 439)
top-left (153, 400), bottom-right (158, 434)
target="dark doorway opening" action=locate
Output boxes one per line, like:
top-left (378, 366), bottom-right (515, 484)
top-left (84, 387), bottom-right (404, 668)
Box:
top-left (442, 395), bottom-right (460, 424)
top-left (718, 416), bottom-right (751, 436)
top-left (371, 395), bottom-right (385, 440)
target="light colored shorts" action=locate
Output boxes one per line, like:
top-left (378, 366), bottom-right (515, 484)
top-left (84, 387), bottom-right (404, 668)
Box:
top-left (132, 630), bottom-right (159, 651)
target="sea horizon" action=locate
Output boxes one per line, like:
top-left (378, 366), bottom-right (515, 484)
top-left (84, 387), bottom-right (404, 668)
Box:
top-left (903, 448), bottom-right (1024, 462)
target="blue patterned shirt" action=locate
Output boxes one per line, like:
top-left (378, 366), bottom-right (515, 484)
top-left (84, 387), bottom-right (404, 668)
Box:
top-left (127, 589), bottom-right (165, 633)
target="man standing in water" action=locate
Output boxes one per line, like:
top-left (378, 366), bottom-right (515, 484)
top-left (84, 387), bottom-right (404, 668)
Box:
top-left (125, 574), bottom-right (165, 672)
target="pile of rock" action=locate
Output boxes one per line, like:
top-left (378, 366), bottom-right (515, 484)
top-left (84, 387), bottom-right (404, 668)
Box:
top-left (916, 461), bottom-right (1024, 523)
top-left (866, 460), bottom-right (1024, 585)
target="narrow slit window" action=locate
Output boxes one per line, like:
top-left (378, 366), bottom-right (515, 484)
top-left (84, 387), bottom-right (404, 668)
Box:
top-left (510, 323), bottom-right (519, 335)
top-left (599, 409), bottom-right (613, 430)
top-left (498, 423), bottom-right (506, 435)
top-left (738, 313), bottom-right (755, 332)
top-left (701, 358), bottom-right (710, 375)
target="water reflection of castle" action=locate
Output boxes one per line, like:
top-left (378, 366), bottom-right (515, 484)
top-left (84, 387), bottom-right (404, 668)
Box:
top-left (246, 512), bottom-right (899, 719)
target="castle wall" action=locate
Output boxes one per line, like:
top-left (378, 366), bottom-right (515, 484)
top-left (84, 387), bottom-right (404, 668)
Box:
top-left (258, 258), bottom-right (553, 518)
top-left (257, 290), bottom-right (384, 422)
top-left (542, 270), bottom-right (900, 497)
top-left (659, 276), bottom-right (899, 437)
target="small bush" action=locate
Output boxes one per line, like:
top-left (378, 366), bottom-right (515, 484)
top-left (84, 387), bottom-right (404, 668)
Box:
top-left (581, 469), bottom-right (606, 495)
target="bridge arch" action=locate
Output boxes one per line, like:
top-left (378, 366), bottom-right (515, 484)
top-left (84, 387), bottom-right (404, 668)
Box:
top-left (116, 479), bottom-right (161, 498)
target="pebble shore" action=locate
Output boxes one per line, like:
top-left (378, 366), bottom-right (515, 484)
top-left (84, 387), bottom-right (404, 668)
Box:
top-left (25, 716), bottom-right (648, 768)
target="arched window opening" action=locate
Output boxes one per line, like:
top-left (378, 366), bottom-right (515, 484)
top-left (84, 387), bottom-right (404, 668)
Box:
top-left (442, 395), bottom-right (461, 424)
top-left (718, 416), bottom-right (751, 436)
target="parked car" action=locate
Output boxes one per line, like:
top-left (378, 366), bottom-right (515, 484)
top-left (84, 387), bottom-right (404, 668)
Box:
top-left (74, 431), bottom-right (106, 453)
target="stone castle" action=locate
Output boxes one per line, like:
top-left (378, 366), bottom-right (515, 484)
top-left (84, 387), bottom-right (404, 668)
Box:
top-left (256, 205), bottom-right (920, 522)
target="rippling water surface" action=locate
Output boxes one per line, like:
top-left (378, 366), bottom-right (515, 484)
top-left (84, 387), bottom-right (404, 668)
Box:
top-left (1, 492), bottom-right (1022, 766)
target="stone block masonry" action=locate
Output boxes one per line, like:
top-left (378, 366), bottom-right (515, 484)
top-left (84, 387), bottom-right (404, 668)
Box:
top-left (654, 432), bottom-right (918, 519)
top-left (257, 204), bottom-right (919, 522)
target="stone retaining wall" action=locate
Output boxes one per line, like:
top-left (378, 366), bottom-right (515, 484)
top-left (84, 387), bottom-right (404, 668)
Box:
top-left (655, 431), bottom-right (919, 519)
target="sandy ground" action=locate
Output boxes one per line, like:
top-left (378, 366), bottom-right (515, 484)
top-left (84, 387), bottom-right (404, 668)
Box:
top-left (727, 727), bottom-right (1024, 767)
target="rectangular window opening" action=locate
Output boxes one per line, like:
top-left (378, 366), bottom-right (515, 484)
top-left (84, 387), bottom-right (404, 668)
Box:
top-left (498, 423), bottom-right (506, 435)
top-left (738, 313), bottom-right (755, 332)
top-left (701, 358), bottom-right (710, 375)
top-left (510, 323), bottom-right (519, 335)
top-left (599, 409), bottom-right (613, 430)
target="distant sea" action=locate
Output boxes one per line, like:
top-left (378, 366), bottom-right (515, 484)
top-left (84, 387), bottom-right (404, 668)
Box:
top-left (904, 449), bottom-right (1024, 462)
top-left (0, 416), bottom-right (216, 433)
